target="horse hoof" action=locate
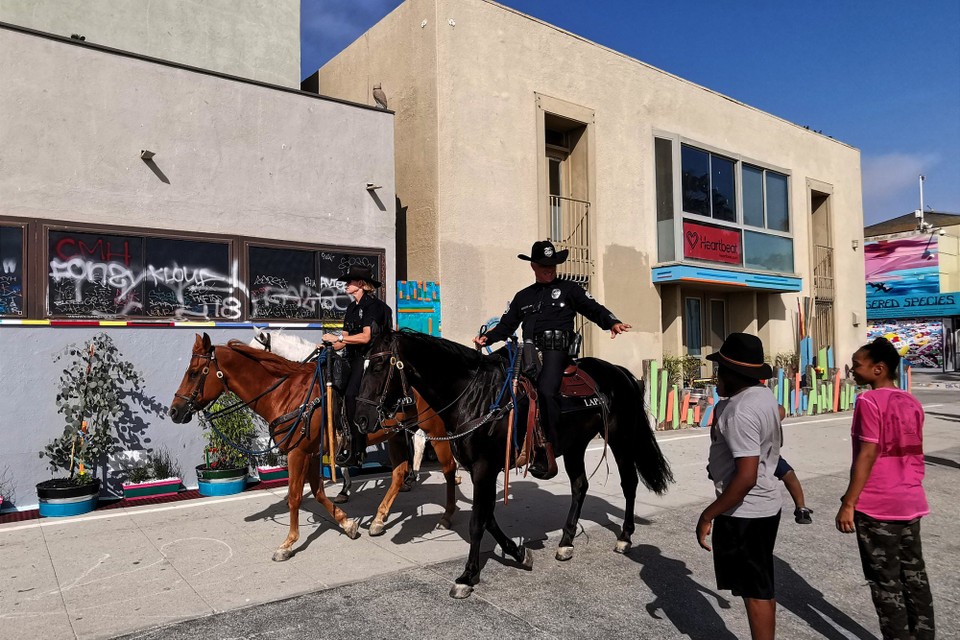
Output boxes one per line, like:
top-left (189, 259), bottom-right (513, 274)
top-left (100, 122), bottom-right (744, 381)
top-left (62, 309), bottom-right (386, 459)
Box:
top-left (272, 549), bottom-right (292, 562)
top-left (333, 492), bottom-right (349, 504)
top-left (614, 540), bottom-right (632, 554)
top-left (369, 521), bottom-right (385, 537)
top-left (454, 475), bottom-right (462, 486)
top-left (343, 519), bottom-right (361, 539)
top-left (450, 584), bottom-right (473, 599)
top-left (437, 518), bottom-right (451, 530)
top-left (555, 546), bottom-right (574, 561)
top-left (521, 548), bottom-right (534, 570)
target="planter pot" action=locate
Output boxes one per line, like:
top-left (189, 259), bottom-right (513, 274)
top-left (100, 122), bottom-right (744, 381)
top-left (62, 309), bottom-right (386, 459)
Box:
top-left (196, 465), bottom-right (247, 497)
top-left (122, 477), bottom-right (182, 501)
top-left (36, 478), bottom-right (101, 517)
top-left (256, 466), bottom-right (289, 483)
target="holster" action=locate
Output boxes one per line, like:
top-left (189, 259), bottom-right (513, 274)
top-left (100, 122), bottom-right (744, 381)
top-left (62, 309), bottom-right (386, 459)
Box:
top-left (521, 339), bottom-right (541, 380)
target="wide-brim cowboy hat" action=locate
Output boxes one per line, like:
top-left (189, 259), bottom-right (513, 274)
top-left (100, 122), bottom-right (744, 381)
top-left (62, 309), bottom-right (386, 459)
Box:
top-left (518, 240), bottom-right (569, 266)
top-left (339, 265), bottom-right (382, 288)
top-left (706, 332), bottom-right (774, 380)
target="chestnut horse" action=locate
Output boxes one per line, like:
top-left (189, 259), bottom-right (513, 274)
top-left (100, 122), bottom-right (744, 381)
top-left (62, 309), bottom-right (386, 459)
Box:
top-left (354, 329), bottom-right (674, 598)
top-left (247, 328), bottom-right (460, 536)
top-left (170, 333), bottom-right (361, 560)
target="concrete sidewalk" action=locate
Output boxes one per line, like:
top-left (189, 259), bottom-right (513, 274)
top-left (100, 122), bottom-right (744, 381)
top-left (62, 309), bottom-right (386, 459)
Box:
top-left (2, 394), bottom-right (957, 640)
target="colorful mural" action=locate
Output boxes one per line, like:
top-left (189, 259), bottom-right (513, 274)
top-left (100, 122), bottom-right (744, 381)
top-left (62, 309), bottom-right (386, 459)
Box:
top-left (864, 235), bottom-right (939, 300)
top-left (867, 319), bottom-right (943, 369)
top-left (397, 280), bottom-right (440, 336)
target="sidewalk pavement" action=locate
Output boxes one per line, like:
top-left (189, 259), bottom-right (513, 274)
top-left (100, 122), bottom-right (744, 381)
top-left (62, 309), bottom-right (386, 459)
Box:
top-left (911, 369), bottom-right (960, 389)
top-left (2, 396), bottom-right (958, 640)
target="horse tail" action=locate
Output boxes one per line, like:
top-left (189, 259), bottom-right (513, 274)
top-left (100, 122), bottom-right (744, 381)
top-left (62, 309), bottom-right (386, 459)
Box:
top-left (616, 365), bottom-right (673, 495)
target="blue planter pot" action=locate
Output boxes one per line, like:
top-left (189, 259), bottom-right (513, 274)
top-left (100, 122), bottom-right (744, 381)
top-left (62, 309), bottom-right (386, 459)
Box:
top-left (196, 465), bottom-right (247, 497)
top-left (36, 478), bottom-right (100, 517)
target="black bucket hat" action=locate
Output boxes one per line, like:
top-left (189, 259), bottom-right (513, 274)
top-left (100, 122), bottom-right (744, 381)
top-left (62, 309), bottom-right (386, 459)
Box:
top-left (518, 240), bottom-right (569, 266)
top-left (706, 333), bottom-right (774, 380)
top-left (339, 265), bottom-right (382, 288)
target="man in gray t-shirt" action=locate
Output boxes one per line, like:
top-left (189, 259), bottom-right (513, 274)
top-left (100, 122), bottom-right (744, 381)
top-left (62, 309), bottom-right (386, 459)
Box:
top-left (696, 332), bottom-right (783, 640)
top-left (708, 386), bottom-right (782, 517)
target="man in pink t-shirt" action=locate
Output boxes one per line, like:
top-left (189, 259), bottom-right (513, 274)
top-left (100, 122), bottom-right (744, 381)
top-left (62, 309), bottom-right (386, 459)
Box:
top-left (837, 338), bottom-right (934, 639)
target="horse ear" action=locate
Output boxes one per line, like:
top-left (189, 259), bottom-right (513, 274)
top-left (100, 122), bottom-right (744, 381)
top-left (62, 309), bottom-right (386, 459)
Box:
top-left (193, 333), bottom-right (203, 349)
top-left (201, 333), bottom-right (212, 350)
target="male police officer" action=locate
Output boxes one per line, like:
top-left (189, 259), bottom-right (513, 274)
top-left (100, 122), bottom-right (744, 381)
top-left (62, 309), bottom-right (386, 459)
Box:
top-left (472, 240), bottom-right (631, 479)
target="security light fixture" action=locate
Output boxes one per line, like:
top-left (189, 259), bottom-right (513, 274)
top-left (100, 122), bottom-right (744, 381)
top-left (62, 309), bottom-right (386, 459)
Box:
top-left (366, 182), bottom-right (382, 190)
top-left (140, 149), bottom-right (155, 161)
top-left (851, 239), bottom-right (859, 250)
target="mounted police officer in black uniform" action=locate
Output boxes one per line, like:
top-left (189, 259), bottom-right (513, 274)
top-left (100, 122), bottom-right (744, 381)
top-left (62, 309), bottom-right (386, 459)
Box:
top-left (322, 265), bottom-right (392, 467)
top-left (473, 240), bottom-right (631, 479)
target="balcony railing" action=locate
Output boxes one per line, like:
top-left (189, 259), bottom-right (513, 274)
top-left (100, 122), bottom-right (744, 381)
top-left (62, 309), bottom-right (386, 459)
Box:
top-left (548, 195), bottom-right (592, 286)
top-left (813, 244), bottom-right (834, 301)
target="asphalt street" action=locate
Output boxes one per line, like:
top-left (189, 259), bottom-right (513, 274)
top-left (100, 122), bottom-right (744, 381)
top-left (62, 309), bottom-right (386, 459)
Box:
top-left (2, 388), bottom-right (957, 640)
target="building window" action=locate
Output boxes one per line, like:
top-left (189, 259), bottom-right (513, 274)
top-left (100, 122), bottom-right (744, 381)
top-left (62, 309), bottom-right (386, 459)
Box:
top-left (681, 145), bottom-right (736, 222)
top-left (655, 137), bottom-right (675, 262)
top-left (6, 217), bottom-right (384, 322)
top-left (684, 297), bottom-right (702, 356)
top-left (743, 164), bottom-right (789, 232)
top-left (659, 138), bottom-right (795, 274)
top-left (0, 223), bottom-right (26, 317)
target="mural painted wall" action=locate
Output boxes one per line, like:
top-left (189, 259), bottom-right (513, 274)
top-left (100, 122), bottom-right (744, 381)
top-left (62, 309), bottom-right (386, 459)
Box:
top-left (864, 235), bottom-right (948, 319)
top-left (397, 280), bottom-right (440, 336)
top-left (867, 319), bottom-right (943, 369)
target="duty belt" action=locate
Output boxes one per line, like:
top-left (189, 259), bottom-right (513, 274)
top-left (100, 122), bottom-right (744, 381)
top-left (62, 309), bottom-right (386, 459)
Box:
top-left (534, 329), bottom-right (573, 351)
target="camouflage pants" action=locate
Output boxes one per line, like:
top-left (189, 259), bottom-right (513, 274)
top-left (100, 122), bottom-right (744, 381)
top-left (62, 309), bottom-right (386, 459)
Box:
top-left (854, 512), bottom-right (935, 639)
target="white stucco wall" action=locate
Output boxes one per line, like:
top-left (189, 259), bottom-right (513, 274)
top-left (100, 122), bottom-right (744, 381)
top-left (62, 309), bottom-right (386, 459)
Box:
top-left (0, 0), bottom-right (300, 87)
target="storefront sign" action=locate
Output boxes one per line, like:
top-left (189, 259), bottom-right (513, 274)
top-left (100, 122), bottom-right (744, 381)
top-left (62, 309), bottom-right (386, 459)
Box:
top-left (682, 221), bottom-right (741, 265)
top-left (866, 292), bottom-right (960, 319)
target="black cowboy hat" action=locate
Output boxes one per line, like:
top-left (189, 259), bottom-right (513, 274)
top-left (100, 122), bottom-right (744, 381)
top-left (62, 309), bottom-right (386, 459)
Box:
top-left (706, 332), bottom-right (774, 380)
top-left (518, 240), bottom-right (569, 266)
top-left (339, 265), bottom-right (382, 288)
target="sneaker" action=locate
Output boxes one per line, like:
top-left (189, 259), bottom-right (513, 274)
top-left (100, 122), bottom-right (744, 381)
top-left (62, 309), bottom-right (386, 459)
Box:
top-left (794, 507), bottom-right (813, 524)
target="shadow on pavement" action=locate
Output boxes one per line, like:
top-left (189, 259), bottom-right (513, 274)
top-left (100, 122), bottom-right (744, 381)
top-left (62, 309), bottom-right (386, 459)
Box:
top-left (628, 543), bottom-right (737, 640)
top-left (774, 557), bottom-right (876, 640)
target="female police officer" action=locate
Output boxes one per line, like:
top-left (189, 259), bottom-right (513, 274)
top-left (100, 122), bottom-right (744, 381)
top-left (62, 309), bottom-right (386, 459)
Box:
top-left (321, 264), bottom-right (392, 466)
top-left (472, 240), bottom-right (631, 479)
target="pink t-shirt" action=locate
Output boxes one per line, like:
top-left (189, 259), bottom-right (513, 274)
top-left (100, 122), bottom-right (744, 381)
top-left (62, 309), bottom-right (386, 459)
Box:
top-left (851, 388), bottom-right (929, 520)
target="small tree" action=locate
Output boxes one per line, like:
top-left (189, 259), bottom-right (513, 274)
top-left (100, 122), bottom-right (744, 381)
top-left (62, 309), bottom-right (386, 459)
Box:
top-left (198, 392), bottom-right (256, 469)
top-left (41, 333), bottom-right (144, 484)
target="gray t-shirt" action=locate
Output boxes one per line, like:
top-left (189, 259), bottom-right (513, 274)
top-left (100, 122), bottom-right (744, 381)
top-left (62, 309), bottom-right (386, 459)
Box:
top-left (707, 385), bottom-right (782, 518)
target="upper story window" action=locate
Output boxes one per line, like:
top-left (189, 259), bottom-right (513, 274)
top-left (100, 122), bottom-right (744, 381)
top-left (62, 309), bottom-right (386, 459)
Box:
top-left (681, 145), bottom-right (737, 222)
top-left (656, 138), bottom-right (794, 274)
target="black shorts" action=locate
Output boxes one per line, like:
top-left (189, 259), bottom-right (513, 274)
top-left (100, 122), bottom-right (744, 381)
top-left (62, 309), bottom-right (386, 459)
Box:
top-left (713, 511), bottom-right (781, 599)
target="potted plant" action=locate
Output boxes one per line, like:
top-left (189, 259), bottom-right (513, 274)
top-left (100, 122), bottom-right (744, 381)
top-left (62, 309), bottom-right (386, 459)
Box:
top-left (196, 392), bottom-right (255, 496)
top-left (256, 449), bottom-right (289, 484)
top-left (38, 333), bottom-right (144, 517)
top-left (122, 448), bottom-right (183, 500)
top-left (0, 467), bottom-right (14, 514)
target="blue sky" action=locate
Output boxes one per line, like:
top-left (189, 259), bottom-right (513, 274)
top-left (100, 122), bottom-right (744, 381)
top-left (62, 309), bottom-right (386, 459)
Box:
top-left (301, 0), bottom-right (960, 225)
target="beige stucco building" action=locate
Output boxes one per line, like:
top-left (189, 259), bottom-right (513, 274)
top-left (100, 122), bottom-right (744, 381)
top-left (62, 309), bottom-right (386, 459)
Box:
top-left (316, 0), bottom-right (866, 374)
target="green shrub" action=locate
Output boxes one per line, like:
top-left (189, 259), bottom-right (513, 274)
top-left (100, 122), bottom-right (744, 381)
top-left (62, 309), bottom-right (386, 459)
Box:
top-left (198, 392), bottom-right (256, 469)
top-left (127, 448), bottom-right (182, 484)
top-left (662, 355), bottom-right (703, 387)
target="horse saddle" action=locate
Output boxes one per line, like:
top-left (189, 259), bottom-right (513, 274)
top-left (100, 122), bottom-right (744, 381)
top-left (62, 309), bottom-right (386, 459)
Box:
top-left (559, 363), bottom-right (605, 413)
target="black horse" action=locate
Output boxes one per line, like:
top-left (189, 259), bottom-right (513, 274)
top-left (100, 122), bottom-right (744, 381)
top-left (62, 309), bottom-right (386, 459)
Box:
top-left (354, 328), bottom-right (673, 598)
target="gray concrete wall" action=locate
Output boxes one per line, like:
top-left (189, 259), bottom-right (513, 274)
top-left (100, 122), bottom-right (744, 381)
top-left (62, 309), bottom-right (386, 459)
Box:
top-left (0, 27), bottom-right (396, 510)
top-left (0, 0), bottom-right (300, 87)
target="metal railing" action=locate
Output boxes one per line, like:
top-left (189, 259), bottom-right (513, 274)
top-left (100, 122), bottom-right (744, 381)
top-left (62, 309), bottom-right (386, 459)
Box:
top-left (813, 244), bottom-right (834, 301)
top-left (548, 195), bottom-right (593, 286)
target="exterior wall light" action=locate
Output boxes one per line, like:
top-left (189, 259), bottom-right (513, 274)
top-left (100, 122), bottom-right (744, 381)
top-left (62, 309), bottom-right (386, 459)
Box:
top-left (851, 239), bottom-right (859, 250)
top-left (140, 149), bottom-right (155, 161)
top-left (366, 182), bottom-right (382, 190)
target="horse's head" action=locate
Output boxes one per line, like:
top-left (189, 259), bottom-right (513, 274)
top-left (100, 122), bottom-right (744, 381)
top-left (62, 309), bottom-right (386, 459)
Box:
top-left (355, 329), bottom-right (414, 434)
top-left (169, 333), bottom-right (226, 424)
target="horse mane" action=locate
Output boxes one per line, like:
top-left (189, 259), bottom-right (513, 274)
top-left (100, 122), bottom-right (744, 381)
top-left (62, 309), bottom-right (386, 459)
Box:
top-left (226, 340), bottom-right (316, 377)
top-left (392, 328), bottom-right (485, 368)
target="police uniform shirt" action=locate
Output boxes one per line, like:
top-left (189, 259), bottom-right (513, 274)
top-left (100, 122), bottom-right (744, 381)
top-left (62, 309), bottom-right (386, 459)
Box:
top-left (483, 279), bottom-right (620, 344)
top-left (342, 293), bottom-right (390, 356)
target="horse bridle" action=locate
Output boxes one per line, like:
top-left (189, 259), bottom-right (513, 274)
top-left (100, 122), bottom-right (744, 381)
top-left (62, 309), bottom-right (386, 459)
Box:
top-left (356, 348), bottom-right (416, 426)
top-left (253, 331), bottom-right (272, 352)
top-left (174, 345), bottom-right (222, 416)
